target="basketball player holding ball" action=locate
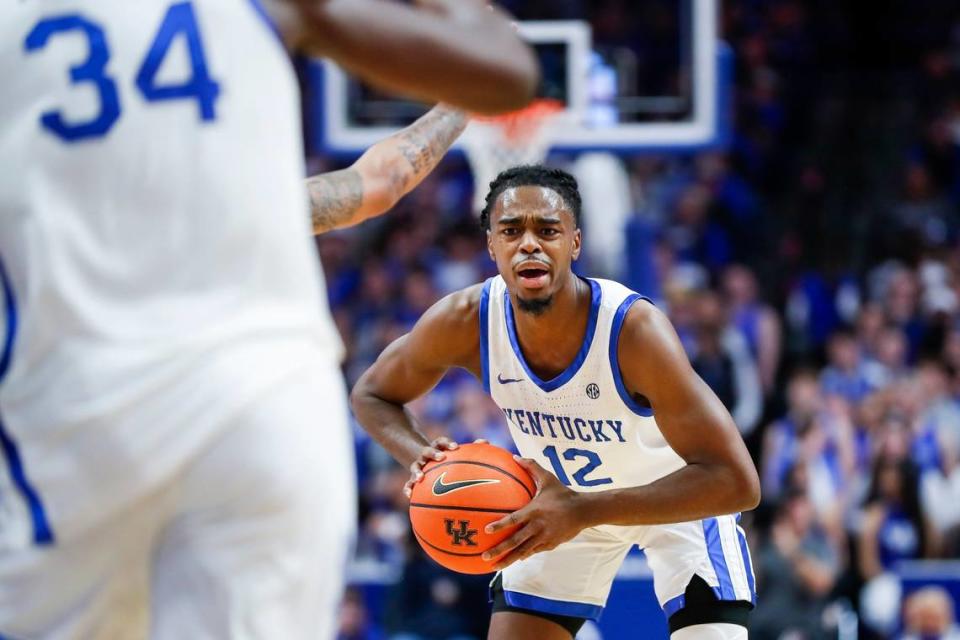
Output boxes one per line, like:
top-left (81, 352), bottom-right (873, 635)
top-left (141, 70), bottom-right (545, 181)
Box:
top-left (352, 165), bottom-right (761, 639)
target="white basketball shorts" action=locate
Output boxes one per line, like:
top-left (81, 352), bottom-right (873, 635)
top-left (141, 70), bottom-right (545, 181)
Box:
top-left (499, 514), bottom-right (755, 621)
top-left (0, 360), bottom-right (355, 640)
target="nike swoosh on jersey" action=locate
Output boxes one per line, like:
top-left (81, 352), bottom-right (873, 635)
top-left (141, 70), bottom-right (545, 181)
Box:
top-left (497, 373), bottom-right (523, 384)
top-left (431, 472), bottom-right (501, 496)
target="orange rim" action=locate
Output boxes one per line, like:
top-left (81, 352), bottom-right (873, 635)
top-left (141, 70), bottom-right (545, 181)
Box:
top-left (471, 98), bottom-right (565, 142)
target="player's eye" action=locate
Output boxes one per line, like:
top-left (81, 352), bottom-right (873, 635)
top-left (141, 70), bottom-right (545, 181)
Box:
top-left (541, 228), bottom-right (559, 237)
top-left (501, 227), bottom-right (519, 236)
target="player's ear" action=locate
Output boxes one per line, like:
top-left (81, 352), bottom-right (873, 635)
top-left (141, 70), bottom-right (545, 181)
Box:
top-left (486, 229), bottom-right (495, 260)
top-left (571, 227), bottom-right (582, 261)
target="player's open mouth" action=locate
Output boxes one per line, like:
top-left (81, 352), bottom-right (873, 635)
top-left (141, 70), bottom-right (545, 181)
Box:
top-left (517, 267), bottom-right (549, 288)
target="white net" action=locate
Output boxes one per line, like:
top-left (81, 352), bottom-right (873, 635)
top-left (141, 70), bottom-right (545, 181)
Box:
top-left (461, 100), bottom-right (566, 214)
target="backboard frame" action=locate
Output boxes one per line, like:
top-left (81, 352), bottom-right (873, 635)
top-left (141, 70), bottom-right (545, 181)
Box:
top-left (309, 0), bottom-right (730, 157)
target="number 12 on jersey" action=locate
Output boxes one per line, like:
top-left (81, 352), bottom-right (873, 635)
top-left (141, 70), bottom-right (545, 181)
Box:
top-left (25, 2), bottom-right (220, 142)
top-left (543, 446), bottom-right (613, 487)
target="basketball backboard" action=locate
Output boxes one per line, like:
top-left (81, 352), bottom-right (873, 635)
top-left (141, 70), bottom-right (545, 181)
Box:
top-left (305, 0), bottom-right (731, 156)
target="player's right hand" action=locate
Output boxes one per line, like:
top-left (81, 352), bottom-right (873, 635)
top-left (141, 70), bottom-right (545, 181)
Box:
top-left (403, 437), bottom-right (487, 499)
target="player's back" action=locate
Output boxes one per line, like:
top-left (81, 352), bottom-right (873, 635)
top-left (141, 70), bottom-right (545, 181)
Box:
top-left (0, 0), bottom-right (339, 542)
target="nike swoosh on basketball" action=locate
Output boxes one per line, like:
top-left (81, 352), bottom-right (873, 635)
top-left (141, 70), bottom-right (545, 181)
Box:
top-left (497, 373), bottom-right (523, 384)
top-left (431, 472), bottom-right (500, 496)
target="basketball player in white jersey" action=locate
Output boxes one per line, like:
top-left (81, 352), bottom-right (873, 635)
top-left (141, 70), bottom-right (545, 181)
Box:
top-left (352, 165), bottom-right (761, 639)
top-left (0, 1), bottom-right (536, 638)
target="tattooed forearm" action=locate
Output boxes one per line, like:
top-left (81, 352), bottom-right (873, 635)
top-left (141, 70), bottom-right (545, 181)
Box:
top-left (395, 106), bottom-right (468, 179)
top-left (306, 105), bottom-right (468, 235)
top-left (307, 168), bottom-right (364, 234)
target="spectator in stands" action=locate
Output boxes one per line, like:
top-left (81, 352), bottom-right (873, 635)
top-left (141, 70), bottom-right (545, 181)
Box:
top-left (688, 288), bottom-right (763, 435)
top-left (338, 588), bottom-right (386, 640)
top-left (858, 457), bottom-right (934, 578)
top-left (889, 162), bottom-right (957, 251)
top-left (762, 369), bottom-right (824, 500)
top-left (883, 267), bottom-right (928, 360)
top-left (856, 303), bottom-right (887, 361)
top-left (723, 264), bottom-right (783, 397)
top-left (858, 457), bottom-right (938, 635)
top-left (752, 489), bottom-right (843, 639)
top-left (664, 183), bottom-right (732, 272)
top-left (863, 325), bottom-right (911, 390)
top-left (821, 329), bottom-right (874, 403)
top-left (900, 587), bottom-right (960, 640)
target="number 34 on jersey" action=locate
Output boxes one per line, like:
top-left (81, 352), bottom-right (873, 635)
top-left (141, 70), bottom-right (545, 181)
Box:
top-left (24, 1), bottom-right (220, 142)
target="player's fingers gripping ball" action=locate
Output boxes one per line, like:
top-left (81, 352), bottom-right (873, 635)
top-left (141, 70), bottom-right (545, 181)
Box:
top-left (409, 442), bottom-right (535, 574)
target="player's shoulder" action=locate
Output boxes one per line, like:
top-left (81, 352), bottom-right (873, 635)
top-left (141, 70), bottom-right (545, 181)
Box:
top-left (434, 281), bottom-right (485, 318)
top-left (585, 277), bottom-right (654, 318)
top-left (404, 282), bottom-right (486, 366)
top-left (617, 290), bottom-right (675, 353)
top-left (415, 281), bottom-right (486, 338)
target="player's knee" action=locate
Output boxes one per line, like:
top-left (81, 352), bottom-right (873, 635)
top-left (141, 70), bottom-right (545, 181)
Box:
top-left (671, 623), bottom-right (748, 639)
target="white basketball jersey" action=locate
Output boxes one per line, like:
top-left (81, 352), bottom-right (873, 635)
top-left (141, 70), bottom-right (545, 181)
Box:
top-left (0, 0), bottom-right (341, 543)
top-left (481, 276), bottom-right (686, 491)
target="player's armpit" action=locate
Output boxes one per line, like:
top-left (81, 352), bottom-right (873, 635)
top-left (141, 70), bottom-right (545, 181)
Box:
top-left (574, 302), bottom-right (760, 527)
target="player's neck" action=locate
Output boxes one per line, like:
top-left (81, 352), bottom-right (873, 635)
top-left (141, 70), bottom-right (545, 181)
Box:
top-left (510, 275), bottom-right (591, 380)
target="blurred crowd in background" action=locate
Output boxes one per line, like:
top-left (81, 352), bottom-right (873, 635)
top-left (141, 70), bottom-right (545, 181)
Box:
top-left (312, 1), bottom-right (960, 638)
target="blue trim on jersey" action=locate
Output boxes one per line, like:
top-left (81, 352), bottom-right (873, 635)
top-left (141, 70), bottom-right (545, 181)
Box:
top-left (737, 525), bottom-right (757, 604)
top-left (662, 594), bottom-right (686, 618)
top-left (479, 279), bottom-right (492, 394)
top-left (246, 0), bottom-right (284, 44)
top-left (609, 294), bottom-right (654, 417)
top-left (703, 518), bottom-right (736, 600)
top-left (0, 258), bottom-right (15, 382)
top-left (504, 590), bottom-right (604, 621)
top-left (0, 417), bottom-right (53, 545)
top-left (503, 278), bottom-right (600, 393)
top-left (0, 256), bottom-right (55, 545)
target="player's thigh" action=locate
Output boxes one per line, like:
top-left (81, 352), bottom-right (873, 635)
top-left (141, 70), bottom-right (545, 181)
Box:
top-left (671, 623), bottom-right (747, 639)
top-left (488, 611), bottom-right (578, 640)
top-left (150, 362), bottom-right (356, 640)
top-left (643, 516), bottom-right (755, 610)
top-left (0, 487), bottom-right (169, 640)
top-left (497, 527), bottom-right (631, 627)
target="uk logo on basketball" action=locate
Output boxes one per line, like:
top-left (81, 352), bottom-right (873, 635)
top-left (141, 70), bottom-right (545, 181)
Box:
top-left (444, 519), bottom-right (478, 547)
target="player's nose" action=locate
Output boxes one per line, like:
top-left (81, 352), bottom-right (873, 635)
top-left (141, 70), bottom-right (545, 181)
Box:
top-left (518, 229), bottom-right (541, 254)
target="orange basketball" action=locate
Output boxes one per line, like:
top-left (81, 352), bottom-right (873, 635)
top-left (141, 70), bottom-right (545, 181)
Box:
top-left (409, 442), bottom-right (536, 574)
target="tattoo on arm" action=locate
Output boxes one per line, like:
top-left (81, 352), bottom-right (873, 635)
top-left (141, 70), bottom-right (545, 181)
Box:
top-left (307, 168), bottom-right (364, 234)
top-left (305, 106), bottom-right (467, 235)
top-left (395, 106), bottom-right (468, 181)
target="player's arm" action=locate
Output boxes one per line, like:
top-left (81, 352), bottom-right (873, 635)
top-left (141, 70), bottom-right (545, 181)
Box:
top-left (264, 0), bottom-right (538, 113)
top-left (484, 301), bottom-right (760, 569)
top-left (575, 301), bottom-right (761, 524)
top-left (308, 104), bottom-right (468, 234)
top-left (350, 285), bottom-right (483, 478)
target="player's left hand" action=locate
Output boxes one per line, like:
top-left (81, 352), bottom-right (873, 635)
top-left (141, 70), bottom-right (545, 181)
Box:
top-left (481, 456), bottom-right (586, 570)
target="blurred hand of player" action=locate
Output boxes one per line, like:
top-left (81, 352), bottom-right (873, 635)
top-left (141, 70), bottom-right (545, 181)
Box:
top-left (403, 437), bottom-right (489, 499)
top-left (482, 456), bottom-right (585, 570)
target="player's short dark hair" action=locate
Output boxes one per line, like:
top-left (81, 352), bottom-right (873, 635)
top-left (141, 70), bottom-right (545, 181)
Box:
top-left (479, 164), bottom-right (581, 230)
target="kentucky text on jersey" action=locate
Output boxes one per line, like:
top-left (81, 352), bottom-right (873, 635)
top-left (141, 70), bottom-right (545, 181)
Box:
top-left (502, 408), bottom-right (627, 443)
